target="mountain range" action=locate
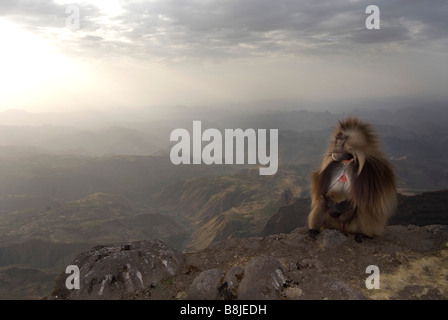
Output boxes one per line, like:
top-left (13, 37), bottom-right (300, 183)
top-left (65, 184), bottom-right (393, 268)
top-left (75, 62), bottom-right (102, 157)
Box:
top-left (0, 101), bottom-right (447, 299)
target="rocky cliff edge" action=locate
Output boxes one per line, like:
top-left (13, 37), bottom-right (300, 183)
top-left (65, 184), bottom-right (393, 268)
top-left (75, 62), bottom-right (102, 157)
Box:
top-left (49, 224), bottom-right (448, 300)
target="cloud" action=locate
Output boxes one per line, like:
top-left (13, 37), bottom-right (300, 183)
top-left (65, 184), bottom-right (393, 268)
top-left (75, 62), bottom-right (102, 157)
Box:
top-left (1, 0), bottom-right (448, 62)
top-left (0, 0), bottom-right (99, 30)
top-left (349, 24), bottom-right (412, 44)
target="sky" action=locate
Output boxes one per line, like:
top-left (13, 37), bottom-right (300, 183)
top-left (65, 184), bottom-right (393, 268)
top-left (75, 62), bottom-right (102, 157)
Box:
top-left (0, 0), bottom-right (447, 113)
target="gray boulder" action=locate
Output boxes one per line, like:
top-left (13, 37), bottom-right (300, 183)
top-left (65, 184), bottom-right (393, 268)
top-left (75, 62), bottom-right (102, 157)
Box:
top-left (50, 239), bottom-right (184, 300)
top-left (187, 268), bottom-right (224, 300)
top-left (237, 255), bottom-right (286, 300)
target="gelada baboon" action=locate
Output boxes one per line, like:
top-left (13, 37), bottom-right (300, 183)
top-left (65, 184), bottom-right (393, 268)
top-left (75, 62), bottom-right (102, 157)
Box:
top-left (307, 117), bottom-right (396, 241)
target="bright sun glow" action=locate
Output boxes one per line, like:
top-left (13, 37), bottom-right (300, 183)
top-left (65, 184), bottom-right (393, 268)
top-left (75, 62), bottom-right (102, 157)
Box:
top-left (0, 18), bottom-right (82, 111)
top-left (1, 2), bottom-right (447, 113)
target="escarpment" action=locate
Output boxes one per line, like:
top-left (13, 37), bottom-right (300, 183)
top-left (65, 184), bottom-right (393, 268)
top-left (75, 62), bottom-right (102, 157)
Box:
top-left (50, 224), bottom-right (448, 300)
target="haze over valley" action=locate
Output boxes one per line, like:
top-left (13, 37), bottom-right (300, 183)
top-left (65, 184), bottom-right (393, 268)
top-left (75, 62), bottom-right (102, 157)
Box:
top-left (1, 101), bottom-right (448, 298)
top-left (1, 0), bottom-right (447, 300)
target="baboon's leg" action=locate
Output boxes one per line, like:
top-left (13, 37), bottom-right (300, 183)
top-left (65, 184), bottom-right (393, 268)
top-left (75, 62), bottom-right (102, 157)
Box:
top-left (308, 196), bottom-right (327, 238)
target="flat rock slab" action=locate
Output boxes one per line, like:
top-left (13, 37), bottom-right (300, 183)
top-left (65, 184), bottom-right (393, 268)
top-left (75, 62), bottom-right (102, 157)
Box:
top-left (50, 239), bottom-right (184, 300)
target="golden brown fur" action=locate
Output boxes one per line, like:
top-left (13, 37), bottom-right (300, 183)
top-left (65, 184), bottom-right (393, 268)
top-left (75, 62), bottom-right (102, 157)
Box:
top-left (308, 117), bottom-right (397, 239)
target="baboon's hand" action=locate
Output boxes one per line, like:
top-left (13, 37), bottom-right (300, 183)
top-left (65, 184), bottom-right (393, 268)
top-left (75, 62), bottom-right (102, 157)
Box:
top-left (308, 229), bottom-right (320, 239)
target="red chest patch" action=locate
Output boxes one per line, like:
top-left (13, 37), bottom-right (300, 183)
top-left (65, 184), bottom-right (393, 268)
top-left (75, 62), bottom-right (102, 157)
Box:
top-left (338, 172), bottom-right (348, 182)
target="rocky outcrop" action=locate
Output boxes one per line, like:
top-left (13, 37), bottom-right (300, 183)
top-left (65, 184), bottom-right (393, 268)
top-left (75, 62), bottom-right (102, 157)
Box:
top-left (50, 225), bottom-right (448, 300)
top-left (235, 255), bottom-right (286, 300)
top-left (50, 239), bottom-right (184, 300)
top-left (153, 170), bottom-right (304, 251)
top-left (277, 188), bottom-right (295, 207)
top-left (261, 190), bottom-right (448, 237)
top-left (260, 197), bottom-right (309, 236)
top-left (390, 190), bottom-right (448, 226)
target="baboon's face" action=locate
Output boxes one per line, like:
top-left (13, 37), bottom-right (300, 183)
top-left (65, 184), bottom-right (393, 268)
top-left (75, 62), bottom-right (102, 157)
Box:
top-left (331, 132), bottom-right (355, 162)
